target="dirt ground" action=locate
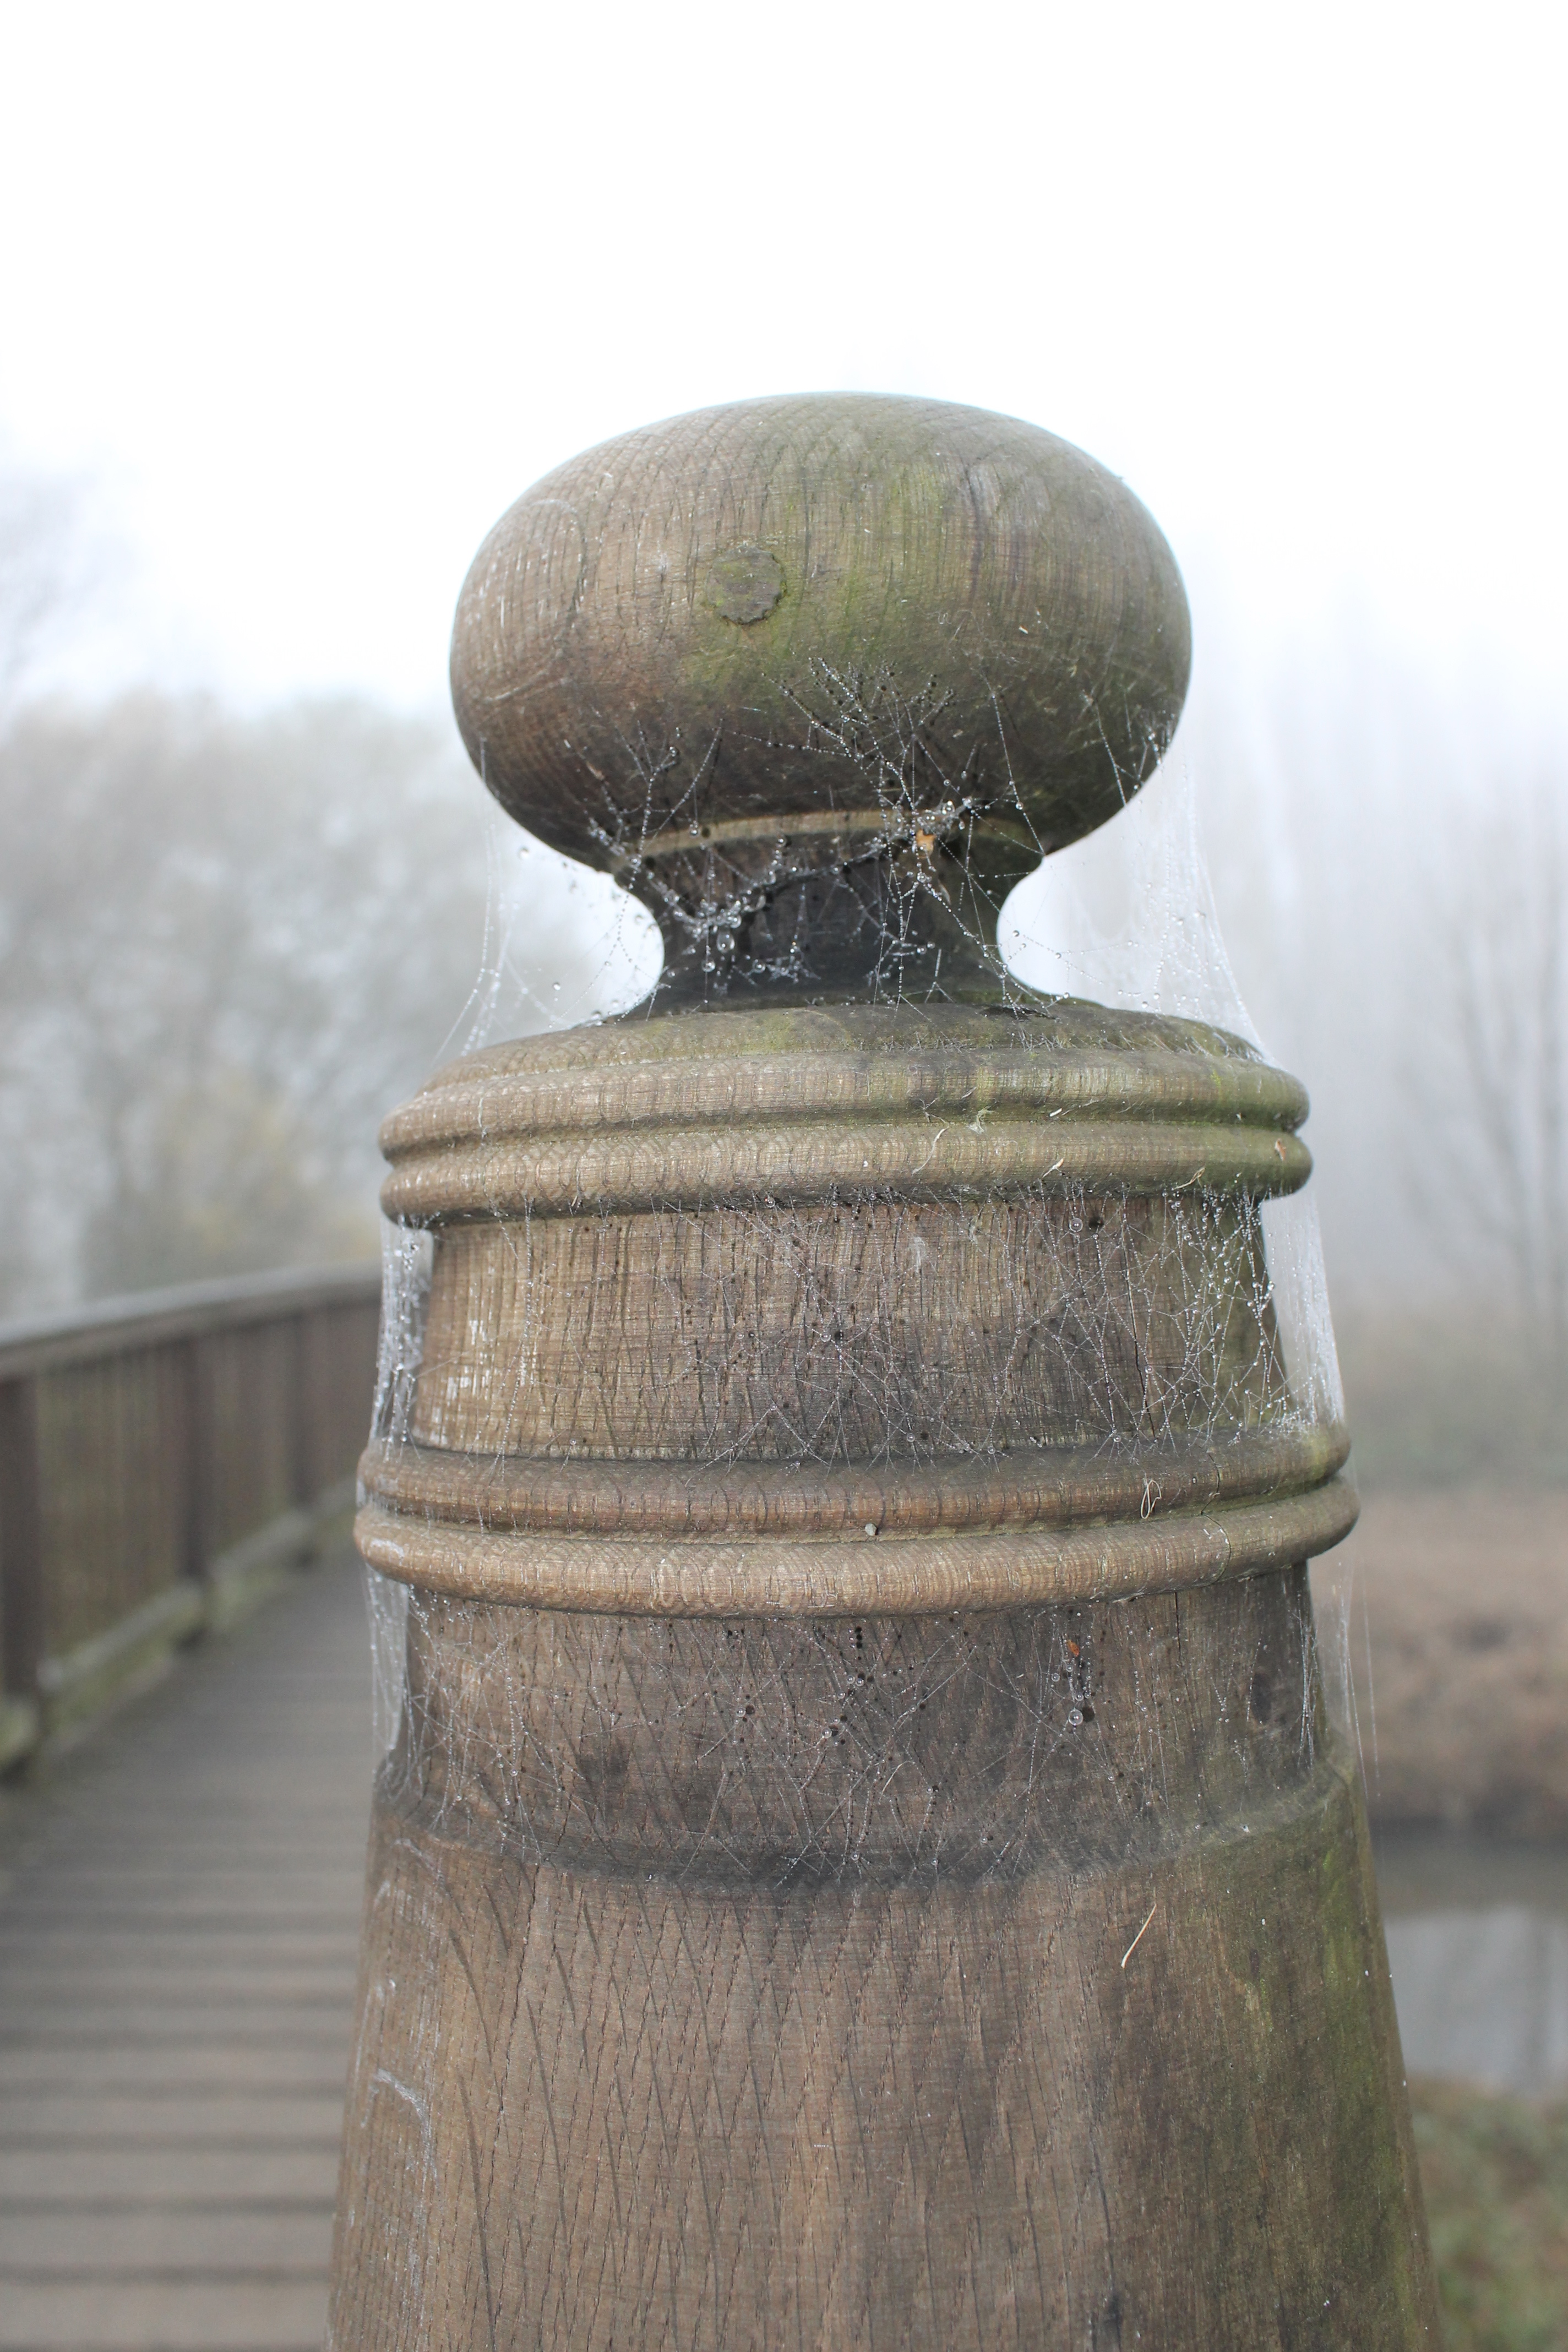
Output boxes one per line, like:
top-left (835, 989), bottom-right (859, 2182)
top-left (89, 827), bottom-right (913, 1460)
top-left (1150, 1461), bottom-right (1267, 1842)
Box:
top-left (1313, 1489), bottom-right (1568, 1839)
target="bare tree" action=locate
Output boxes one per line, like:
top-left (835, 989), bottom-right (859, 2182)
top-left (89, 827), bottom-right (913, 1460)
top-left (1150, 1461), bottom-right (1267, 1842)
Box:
top-left (1184, 623), bottom-right (1460, 1305)
top-left (0, 693), bottom-right (625, 1312)
top-left (1411, 761), bottom-right (1568, 1360)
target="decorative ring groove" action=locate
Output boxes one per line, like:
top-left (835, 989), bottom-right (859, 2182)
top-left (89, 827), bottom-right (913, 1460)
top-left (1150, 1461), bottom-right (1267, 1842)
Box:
top-left (357, 1476), bottom-right (1359, 1618)
top-left (380, 1041), bottom-right (1309, 1159)
top-left (360, 1424), bottom-right (1349, 1540)
top-left (380, 1116), bottom-right (1311, 1226)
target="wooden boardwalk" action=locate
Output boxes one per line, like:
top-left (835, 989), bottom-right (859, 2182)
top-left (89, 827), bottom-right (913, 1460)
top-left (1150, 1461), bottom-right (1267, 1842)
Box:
top-left (0, 1507), bottom-right (1554, 2347)
top-left (0, 1548), bottom-right (369, 2352)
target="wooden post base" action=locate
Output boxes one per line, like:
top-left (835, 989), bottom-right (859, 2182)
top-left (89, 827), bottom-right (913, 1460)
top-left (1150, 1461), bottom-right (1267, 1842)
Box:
top-left (328, 1571), bottom-right (1439, 2348)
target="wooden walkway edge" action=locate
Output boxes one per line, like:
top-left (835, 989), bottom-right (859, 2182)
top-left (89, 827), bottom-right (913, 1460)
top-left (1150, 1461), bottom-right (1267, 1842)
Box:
top-left (0, 1549), bottom-right (369, 2352)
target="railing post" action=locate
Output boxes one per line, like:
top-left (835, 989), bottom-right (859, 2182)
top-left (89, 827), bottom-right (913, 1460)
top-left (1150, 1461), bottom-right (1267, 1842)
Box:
top-left (290, 1303), bottom-right (331, 1513)
top-left (0, 1375), bottom-right (45, 1765)
top-left (329, 396), bottom-right (1439, 2346)
top-left (289, 1308), bottom-right (312, 1511)
top-left (175, 1333), bottom-right (218, 1588)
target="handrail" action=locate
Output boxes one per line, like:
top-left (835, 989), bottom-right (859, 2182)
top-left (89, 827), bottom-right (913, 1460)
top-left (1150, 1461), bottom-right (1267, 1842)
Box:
top-left (0, 1262), bottom-right (382, 1378)
top-left (0, 1262), bottom-right (382, 1770)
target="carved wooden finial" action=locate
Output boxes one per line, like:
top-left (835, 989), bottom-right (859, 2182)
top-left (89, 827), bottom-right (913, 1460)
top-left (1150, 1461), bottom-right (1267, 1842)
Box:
top-left (450, 394), bottom-right (1190, 1001)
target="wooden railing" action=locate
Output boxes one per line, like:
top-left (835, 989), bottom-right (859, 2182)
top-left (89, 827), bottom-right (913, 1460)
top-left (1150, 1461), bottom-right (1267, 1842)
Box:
top-left (0, 1262), bottom-right (381, 1770)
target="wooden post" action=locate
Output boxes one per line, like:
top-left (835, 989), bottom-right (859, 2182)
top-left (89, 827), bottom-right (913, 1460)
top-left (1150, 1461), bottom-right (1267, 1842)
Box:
top-left (0, 1375), bottom-right (45, 1760)
top-left (175, 1332), bottom-right (218, 1586)
top-left (289, 1306), bottom-right (323, 1512)
top-left (329, 396), bottom-right (1439, 2347)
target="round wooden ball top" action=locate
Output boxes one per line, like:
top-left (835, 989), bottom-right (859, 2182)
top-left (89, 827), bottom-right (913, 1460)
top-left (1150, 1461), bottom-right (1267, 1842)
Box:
top-left (450, 394), bottom-right (1191, 873)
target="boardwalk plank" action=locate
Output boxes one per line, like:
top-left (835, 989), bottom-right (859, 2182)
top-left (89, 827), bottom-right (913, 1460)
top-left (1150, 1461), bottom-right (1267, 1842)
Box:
top-left (0, 2044), bottom-right (350, 2092)
top-left (2, 2093), bottom-right (346, 2141)
top-left (0, 2276), bottom-right (329, 2350)
top-left (0, 2206), bottom-right (332, 2271)
top-left (0, 1551), bottom-right (370, 2349)
top-left (0, 1967), bottom-right (358, 2005)
top-left (0, 2012), bottom-right (348, 2047)
top-left (0, 2150), bottom-right (342, 2202)
top-left (0, 1931), bottom-right (361, 1963)
top-left (0, 2005), bottom-right (352, 2046)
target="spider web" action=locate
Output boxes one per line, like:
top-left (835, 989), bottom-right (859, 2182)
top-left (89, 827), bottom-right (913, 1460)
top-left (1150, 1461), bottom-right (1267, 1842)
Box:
top-left (361, 688), bottom-right (1351, 1773)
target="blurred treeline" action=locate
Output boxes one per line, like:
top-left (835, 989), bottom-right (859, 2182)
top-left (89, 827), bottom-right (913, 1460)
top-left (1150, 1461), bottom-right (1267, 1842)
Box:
top-left (1, 459), bottom-right (1564, 1485)
top-left (0, 456), bottom-right (635, 1313)
top-left (2, 694), bottom-right (472, 1300)
top-left (0, 689), bottom-right (629, 1309)
top-left (1189, 636), bottom-right (1568, 1486)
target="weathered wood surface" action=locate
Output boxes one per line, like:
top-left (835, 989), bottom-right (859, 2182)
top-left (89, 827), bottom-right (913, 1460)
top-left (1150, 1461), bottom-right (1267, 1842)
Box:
top-left (334, 1002), bottom-right (1434, 2346)
top-left (343, 1688), bottom-right (1424, 2347)
top-left (450, 394), bottom-right (1191, 876)
top-left (0, 1547), bottom-right (368, 2352)
top-left (331, 393), bottom-right (1438, 2344)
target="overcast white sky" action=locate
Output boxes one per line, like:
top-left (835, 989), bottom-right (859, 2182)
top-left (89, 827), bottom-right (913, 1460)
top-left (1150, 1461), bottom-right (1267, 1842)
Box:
top-left (1, 0), bottom-right (1562, 716)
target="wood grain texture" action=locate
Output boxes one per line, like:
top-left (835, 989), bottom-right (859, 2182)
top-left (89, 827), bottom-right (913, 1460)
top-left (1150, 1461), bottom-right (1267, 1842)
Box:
top-left (334, 399), bottom-right (1433, 2341)
top-left (361, 1419), bottom-right (1349, 1537)
top-left (330, 1587), bottom-right (1434, 2348)
top-left (381, 998), bottom-right (1309, 1144)
top-left (355, 1480), bottom-right (1360, 1617)
top-left (334, 1003), bottom-right (1436, 2340)
top-left (405, 1190), bottom-right (1291, 1468)
top-left (448, 395), bottom-right (1191, 873)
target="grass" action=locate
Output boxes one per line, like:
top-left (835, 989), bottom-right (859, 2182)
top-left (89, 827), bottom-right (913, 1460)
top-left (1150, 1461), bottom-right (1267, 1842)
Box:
top-left (1411, 2082), bottom-right (1568, 2350)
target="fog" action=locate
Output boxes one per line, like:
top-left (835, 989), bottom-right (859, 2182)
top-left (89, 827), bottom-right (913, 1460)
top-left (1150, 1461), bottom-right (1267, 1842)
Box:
top-left (1, 518), bottom-right (1560, 1359)
top-left (4, 4), bottom-right (1564, 708)
top-left (0, 3), bottom-right (1562, 1460)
